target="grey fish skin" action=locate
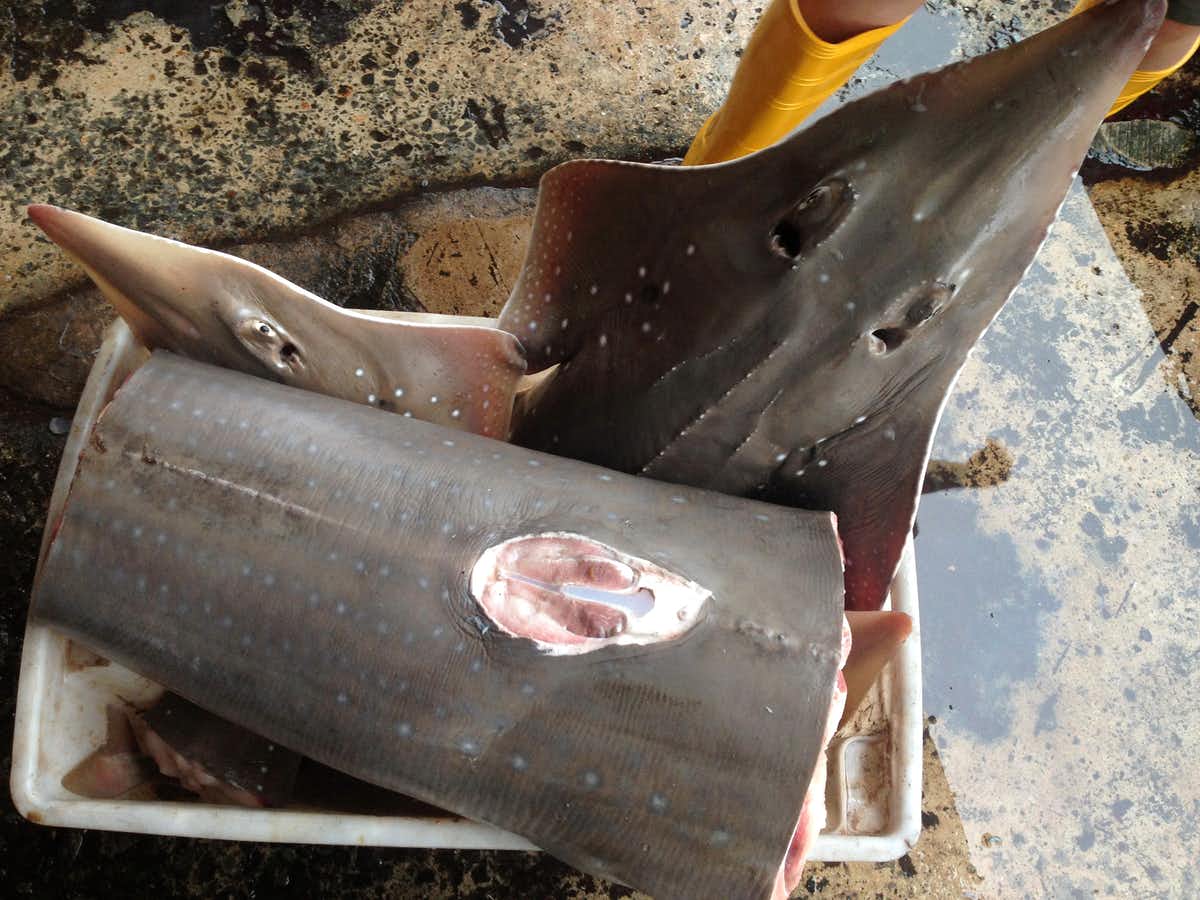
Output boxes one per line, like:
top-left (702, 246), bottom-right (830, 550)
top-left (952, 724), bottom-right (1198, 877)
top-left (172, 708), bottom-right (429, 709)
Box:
top-left (499, 0), bottom-right (1165, 612)
top-left (27, 205), bottom-right (525, 440)
top-left (33, 352), bottom-right (844, 900)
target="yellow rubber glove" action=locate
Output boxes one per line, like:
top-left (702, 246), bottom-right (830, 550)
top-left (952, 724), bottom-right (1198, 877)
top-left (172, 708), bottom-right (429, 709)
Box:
top-left (683, 0), bottom-right (908, 165)
top-left (1073, 0), bottom-right (1200, 116)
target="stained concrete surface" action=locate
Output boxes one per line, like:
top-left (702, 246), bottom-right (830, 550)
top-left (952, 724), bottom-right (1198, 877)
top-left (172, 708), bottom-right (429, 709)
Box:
top-left (1, 1), bottom-right (1198, 898)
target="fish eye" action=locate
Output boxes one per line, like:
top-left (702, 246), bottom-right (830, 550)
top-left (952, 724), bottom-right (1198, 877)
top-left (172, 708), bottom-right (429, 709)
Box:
top-left (239, 318), bottom-right (278, 342)
top-left (770, 176), bottom-right (854, 261)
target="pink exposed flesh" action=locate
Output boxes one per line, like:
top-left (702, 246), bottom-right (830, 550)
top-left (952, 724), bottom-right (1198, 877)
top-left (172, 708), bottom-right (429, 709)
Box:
top-left (774, 615), bottom-right (852, 898)
top-left (471, 532), bottom-right (710, 655)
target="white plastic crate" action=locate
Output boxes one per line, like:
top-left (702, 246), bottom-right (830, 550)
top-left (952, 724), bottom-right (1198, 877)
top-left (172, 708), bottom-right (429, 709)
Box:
top-left (11, 319), bottom-right (922, 861)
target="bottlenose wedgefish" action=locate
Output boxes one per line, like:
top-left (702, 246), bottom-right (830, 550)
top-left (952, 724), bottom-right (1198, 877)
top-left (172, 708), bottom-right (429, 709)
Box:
top-left (28, 204), bottom-right (525, 439)
top-left (499, 0), bottom-right (1165, 611)
top-left (33, 352), bottom-right (845, 900)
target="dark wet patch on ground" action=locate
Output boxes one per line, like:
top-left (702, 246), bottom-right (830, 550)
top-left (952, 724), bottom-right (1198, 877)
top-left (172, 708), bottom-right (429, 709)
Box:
top-left (916, 490), bottom-right (1059, 742)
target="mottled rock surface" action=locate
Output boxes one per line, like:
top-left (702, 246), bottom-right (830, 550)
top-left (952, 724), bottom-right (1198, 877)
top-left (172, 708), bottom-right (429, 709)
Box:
top-left (0, 0), bottom-right (748, 312)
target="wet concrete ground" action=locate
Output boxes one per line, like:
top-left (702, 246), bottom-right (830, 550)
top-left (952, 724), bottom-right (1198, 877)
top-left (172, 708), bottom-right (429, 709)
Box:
top-left (2, 2), bottom-right (1198, 898)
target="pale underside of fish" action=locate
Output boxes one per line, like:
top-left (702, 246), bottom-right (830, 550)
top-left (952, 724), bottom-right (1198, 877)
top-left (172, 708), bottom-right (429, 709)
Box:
top-left (499, 0), bottom-right (1165, 612)
top-left (33, 352), bottom-right (846, 900)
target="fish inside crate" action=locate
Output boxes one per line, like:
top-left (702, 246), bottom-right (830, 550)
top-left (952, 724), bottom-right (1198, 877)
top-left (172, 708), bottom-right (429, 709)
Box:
top-left (13, 320), bottom-right (921, 866)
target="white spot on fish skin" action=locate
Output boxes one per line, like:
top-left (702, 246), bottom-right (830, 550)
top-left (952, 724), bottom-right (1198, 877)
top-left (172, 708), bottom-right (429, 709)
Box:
top-left (817, 459), bottom-right (829, 467)
top-left (649, 793), bottom-right (669, 814)
top-left (336, 691), bottom-right (349, 705)
top-left (520, 682), bottom-right (536, 697)
top-left (355, 368), bottom-right (365, 377)
top-left (459, 739), bottom-right (480, 756)
top-left (795, 468), bottom-right (806, 477)
top-left (238, 420), bottom-right (249, 430)
top-left (430, 395), bottom-right (439, 404)
top-left (527, 459), bottom-right (541, 467)
top-left (169, 400), bottom-right (182, 411)
top-left (599, 334), bottom-right (608, 347)
top-left (883, 426), bottom-right (897, 440)
top-left (845, 301), bottom-right (857, 312)
top-left (328, 551), bottom-right (339, 561)
top-left (419, 577), bottom-right (430, 590)
top-left (263, 573), bottom-right (275, 586)
top-left (671, 496), bottom-right (687, 505)
top-left (371, 499), bottom-right (381, 511)
top-left (451, 408), bottom-right (461, 419)
top-left (380, 565), bottom-right (391, 577)
top-left (367, 394), bottom-right (377, 404)
top-left (755, 513), bottom-right (771, 522)
top-left (637, 265), bottom-right (647, 278)
top-left (686, 243), bottom-right (696, 256)
top-left (241, 634), bottom-right (253, 647)
top-left (443, 439), bottom-right (456, 448)
top-left (775, 452), bottom-right (788, 463)
top-left (308, 592), bottom-right (321, 609)
top-left (394, 387), bottom-right (405, 398)
top-left (624, 292), bottom-right (633, 304)
top-left (818, 272), bottom-right (830, 284)
top-left (589, 284), bottom-right (598, 295)
top-left (641, 322), bottom-right (652, 333)
top-left (242, 563), bottom-right (253, 577)
top-left (336, 601), bottom-right (347, 615)
top-left (131, 526), bottom-right (143, 539)
top-left (403, 411), bottom-right (413, 417)
top-left (396, 721), bottom-right (413, 738)
top-left (470, 659), bottom-right (484, 673)
top-left (441, 522), bottom-right (453, 534)
top-left (710, 828), bottom-right (732, 847)
top-left (528, 321), bottom-right (538, 332)
top-left (854, 415), bottom-right (867, 424)
top-left (432, 625), bottom-right (445, 638)
top-left (353, 560), bottom-right (366, 573)
top-left (581, 771), bottom-right (601, 789)
top-left (511, 754), bottom-right (528, 772)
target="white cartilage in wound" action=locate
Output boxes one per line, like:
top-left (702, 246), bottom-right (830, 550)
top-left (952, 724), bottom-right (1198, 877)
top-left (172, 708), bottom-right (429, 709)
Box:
top-left (469, 531), bottom-right (710, 656)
